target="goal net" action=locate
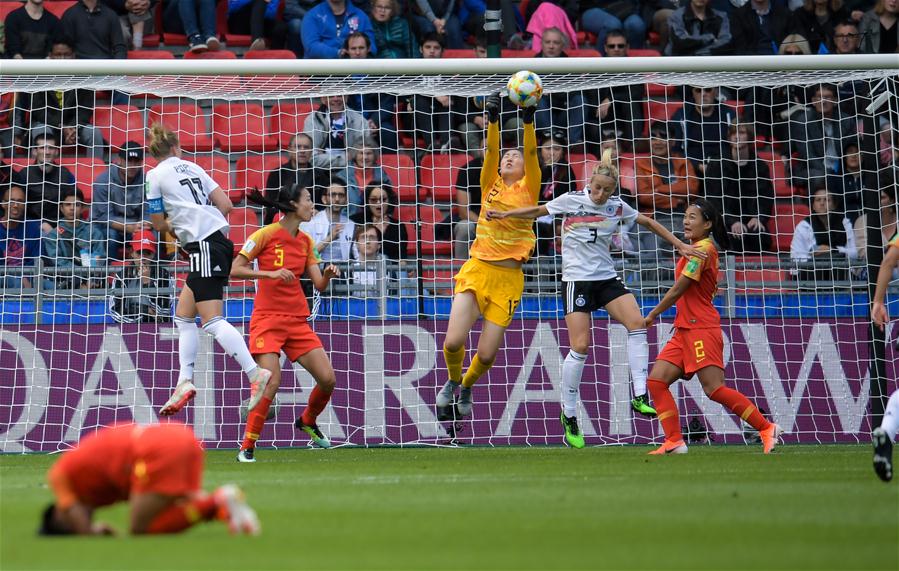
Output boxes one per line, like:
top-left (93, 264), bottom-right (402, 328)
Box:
top-left (0, 56), bottom-right (897, 452)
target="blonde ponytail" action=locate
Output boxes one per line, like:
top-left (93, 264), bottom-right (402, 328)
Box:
top-left (148, 123), bottom-right (179, 160)
top-left (591, 147), bottom-right (618, 181)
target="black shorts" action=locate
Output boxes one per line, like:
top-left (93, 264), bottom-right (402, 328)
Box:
top-left (562, 278), bottom-right (631, 314)
top-left (183, 231), bottom-right (234, 303)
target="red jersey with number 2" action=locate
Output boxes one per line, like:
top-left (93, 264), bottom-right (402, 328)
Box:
top-left (673, 238), bottom-right (720, 329)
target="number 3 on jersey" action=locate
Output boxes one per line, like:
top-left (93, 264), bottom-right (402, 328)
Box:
top-left (274, 247), bottom-right (284, 267)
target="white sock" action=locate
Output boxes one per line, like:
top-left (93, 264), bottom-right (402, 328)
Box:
top-left (174, 315), bottom-right (198, 382)
top-left (627, 328), bottom-right (649, 397)
top-left (881, 389), bottom-right (899, 441)
top-left (202, 316), bottom-right (258, 374)
top-left (561, 350), bottom-right (587, 418)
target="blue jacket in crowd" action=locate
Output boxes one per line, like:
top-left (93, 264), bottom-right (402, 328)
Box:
top-left (302, 1), bottom-right (377, 59)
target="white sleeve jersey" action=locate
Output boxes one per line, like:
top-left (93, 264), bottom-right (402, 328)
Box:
top-left (545, 189), bottom-right (639, 282)
top-left (145, 157), bottom-right (229, 244)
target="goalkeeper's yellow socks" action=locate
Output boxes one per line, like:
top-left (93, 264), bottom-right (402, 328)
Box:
top-left (443, 345), bottom-right (465, 383)
top-left (462, 354), bottom-right (492, 388)
top-left (146, 495), bottom-right (218, 533)
top-left (241, 396), bottom-right (273, 451)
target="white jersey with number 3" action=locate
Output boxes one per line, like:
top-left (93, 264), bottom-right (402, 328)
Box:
top-left (545, 189), bottom-right (639, 282)
top-left (145, 156), bottom-right (228, 244)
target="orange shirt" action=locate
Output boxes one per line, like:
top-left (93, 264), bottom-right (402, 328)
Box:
top-left (469, 121), bottom-right (541, 263)
top-left (635, 154), bottom-right (698, 212)
top-left (673, 238), bottom-right (721, 329)
top-left (240, 223), bottom-right (320, 318)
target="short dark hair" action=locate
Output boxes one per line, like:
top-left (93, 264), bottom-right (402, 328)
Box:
top-left (834, 19), bottom-right (859, 30)
top-left (344, 31), bottom-right (371, 51)
top-left (474, 33), bottom-right (487, 49)
top-left (50, 33), bottom-right (75, 50)
top-left (60, 185), bottom-right (85, 203)
top-left (649, 121), bottom-right (671, 139)
top-left (605, 29), bottom-right (628, 44)
top-left (38, 504), bottom-right (72, 536)
top-left (421, 32), bottom-right (446, 49)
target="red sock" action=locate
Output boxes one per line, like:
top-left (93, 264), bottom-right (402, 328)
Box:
top-left (301, 385), bottom-right (333, 426)
top-left (709, 386), bottom-right (771, 431)
top-left (648, 378), bottom-right (684, 442)
top-left (146, 495), bottom-right (217, 534)
top-left (241, 396), bottom-right (273, 450)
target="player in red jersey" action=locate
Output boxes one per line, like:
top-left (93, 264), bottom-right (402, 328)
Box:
top-left (230, 184), bottom-right (340, 462)
top-left (40, 423), bottom-right (259, 536)
top-left (643, 199), bottom-right (782, 455)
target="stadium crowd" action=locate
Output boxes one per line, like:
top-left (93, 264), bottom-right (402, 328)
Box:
top-left (1, 0), bottom-right (898, 312)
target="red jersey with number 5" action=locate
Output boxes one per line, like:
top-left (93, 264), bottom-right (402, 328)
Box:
top-left (239, 223), bottom-right (320, 317)
top-left (673, 238), bottom-right (720, 329)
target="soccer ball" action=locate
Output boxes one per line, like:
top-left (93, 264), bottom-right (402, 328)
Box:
top-left (239, 396), bottom-right (280, 421)
top-left (506, 70), bottom-right (543, 108)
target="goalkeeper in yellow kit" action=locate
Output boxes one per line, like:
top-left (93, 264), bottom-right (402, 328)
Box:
top-left (436, 92), bottom-right (541, 420)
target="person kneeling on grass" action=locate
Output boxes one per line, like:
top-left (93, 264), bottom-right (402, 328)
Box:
top-left (40, 423), bottom-right (259, 536)
top-left (642, 199), bottom-right (782, 455)
top-left (230, 184), bottom-right (341, 462)
top-left (870, 228), bottom-right (899, 482)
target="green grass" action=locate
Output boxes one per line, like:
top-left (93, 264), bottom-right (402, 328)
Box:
top-left (1, 445), bottom-right (897, 571)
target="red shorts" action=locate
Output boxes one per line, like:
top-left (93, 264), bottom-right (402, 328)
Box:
top-left (656, 327), bottom-right (725, 378)
top-left (250, 314), bottom-right (323, 362)
top-left (130, 424), bottom-right (204, 497)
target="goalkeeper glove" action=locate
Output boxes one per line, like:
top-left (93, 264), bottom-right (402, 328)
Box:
top-left (485, 92), bottom-right (501, 123)
top-left (521, 105), bottom-right (536, 124)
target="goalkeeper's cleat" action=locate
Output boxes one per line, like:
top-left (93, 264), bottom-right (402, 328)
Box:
top-left (236, 448), bottom-right (256, 463)
top-left (560, 413), bottom-right (585, 449)
top-left (246, 367), bottom-right (272, 413)
top-left (214, 484), bottom-right (261, 536)
top-left (295, 419), bottom-right (331, 449)
top-left (760, 423), bottom-right (784, 454)
top-left (436, 380), bottom-right (459, 421)
top-left (648, 439), bottom-right (688, 455)
top-left (159, 380), bottom-right (197, 416)
top-left (457, 387), bottom-right (473, 417)
top-left (872, 427), bottom-right (893, 482)
top-left (631, 394), bottom-right (657, 418)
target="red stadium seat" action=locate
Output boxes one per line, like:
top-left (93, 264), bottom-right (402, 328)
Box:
top-left (417, 204), bottom-right (452, 257)
top-left (186, 153), bottom-right (239, 203)
top-left (128, 50), bottom-right (175, 59)
top-left (628, 48), bottom-right (661, 57)
top-left (183, 49), bottom-right (237, 59)
top-left (568, 48), bottom-right (601, 57)
top-left (269, 101), bottom-right (316, 147)
top-left (379, 153), bottom-right (419, 203)
top-left (758, 151), bottom-right (799, 198)
top-left (420, 153), bottom-right (471, 203)
top-left (569, 153), bottom-right (598, 187)
top-left (91, 105), bottom-right (146, 149)
top-left (0, 2), bottom-right (22, 22)
top-left (769, 207), bottom-right (808, 252)
top-left (227, 207), bottom-right (261, 253)
top-left (644, 101), bottom-right (683, 135)
top-left (734, 255), bottom-right (792, 293)
top-left (235, 154), bottom-right (285, 196)
top-left (58, 158), bottom-right (107, 202)
top-left (217, 0), bottom-right (251, 47)
top-left (43, 1), bottom-right (76, 18)
top-left (443, 49), bottom-right (479, 58)
top-left (147, 102), bottom-right (213, 152)
top-left (243, 50), bottom-right (296, 59)
top-left (211, 103), bottom-right (275, 153)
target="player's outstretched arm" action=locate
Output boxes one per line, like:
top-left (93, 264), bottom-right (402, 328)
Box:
top-left (486, 205), bottom-right (549, 221)
top-left (231, 253), bottom-right (296, 282)
top-left (636, 214), bottom-right (707, 260)
top-left (644, 275), bottom-right (694, 328)
top-left (872, 245), bottom-right (899, 330)
top-left (308, 263), bottom-right (340, 292)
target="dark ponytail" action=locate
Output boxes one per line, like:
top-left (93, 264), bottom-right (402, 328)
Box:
top-left (247, 183), bottom-right (307, 221)
top-left (691, 198), bottom-right (731, 251)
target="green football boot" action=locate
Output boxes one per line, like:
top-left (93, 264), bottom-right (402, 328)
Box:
top-left (560, 413), bottom-right (585, 449)
top-left (631, 394), bottom-right (657, 417)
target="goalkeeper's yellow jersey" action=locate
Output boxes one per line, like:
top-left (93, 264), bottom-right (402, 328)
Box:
top-left (469, 120), bottom-right (541, 263)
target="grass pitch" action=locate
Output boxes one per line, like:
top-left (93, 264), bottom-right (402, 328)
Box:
top-left (1, 445), bottom-right (896, 571)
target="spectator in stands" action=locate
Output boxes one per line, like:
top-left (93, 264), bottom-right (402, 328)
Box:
top-left (304, 95), bottom-right (371, 170)
top-left (580, 1), bottom-right (647, 49)
top-left (264, 133), bottom-right (317, 222)
top-left (345, 140), bottom-right (391, 216)
top-left (161, 0), bottom-right (221, 53)
top-left (284, 0), bottom-right (320, 57)
top-left (105, 0), bottom-right (157, 49)
top-left (459, 0), bottom-right (521, 47)
top-left (92, 141), bottom-right (150, 259)
top-left (779, 32), bottom-right (813, 54)
top-left (666, 0), bottom-right (733, 56)
top-left (789, 83), bottom-right (857, 189)
top-left (585, 29), bottom-right (645, 153)
top-left (43, 187), bottom-right (106, 289)
top-left (635, 121), bottom-right (699, 255)
top-left (535, 129), bottom-right (574, 255)
top-left (790, 0), bottom-right (847, 53)
top-left (301, 180), bottom-right (356, 262)
top-left (228, 0), bottom-right (288, 51)
top-left (60, 0), bottom-right (127, 59)
top-left (854, 185), bottom-right (897, 268)
top-left (410, 0), bottom-right (463, 48)
top-left (371, 0), bottom-right (417, 58)
top-left (343, 31), bottom-right (399, 152)
top-left (642, 0), bottom-right (677, 52)
top-left (832, 19), bottom-right (862, 52)
top-left (860, 0), bottom-right (898, 54)
top-left (301, 0), bottom-right (377, 59)
top-left (411, 33), bottom-right (455, 152)
top-left (453, 131), bottom-right (485, 260)
top-left (0, 183), bottom-right (42, 289)
top-left (534, 27), bottom-right (585, 145)
top-left (828, 141), bottom-right (864, 222)
top-left (0, 147), bottom-right (10, 188)
top-left (12, 37), bottom-right (106, 160)
top-left (109, 229), bottom-right (173, 323)
top-left (4, 0), bottom-right (60, 59)
top-left (349, 183), bottom-right (409, 261)
top-left (12, 129), bottom-right (76, 232)
top-left (349, 223), bottom-right (415, 295)
top-left (704, 124), bottom-right (775, 253)
top-left (790, 185), bottom-right (857, 283)
top-left (730, 0), bottom-right (792, 54)
top-left (670, 86), bottom-right (735, 175)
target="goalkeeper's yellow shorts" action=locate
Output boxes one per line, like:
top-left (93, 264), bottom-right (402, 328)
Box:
top-left (454, 258), bottom-right (524, 327)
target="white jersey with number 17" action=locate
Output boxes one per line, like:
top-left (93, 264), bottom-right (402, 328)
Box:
top-left (145, 156), bottom-right (228, 244)
top-left (544, 189), bottom-right (639, 282)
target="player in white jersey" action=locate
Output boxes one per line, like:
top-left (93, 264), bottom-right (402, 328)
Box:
top-left (870, 229), bottom-right (898, 482)
top-left (145, 124), bottom-right (272, 417)
top-left (488, 149), bottom-right (705, 447)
